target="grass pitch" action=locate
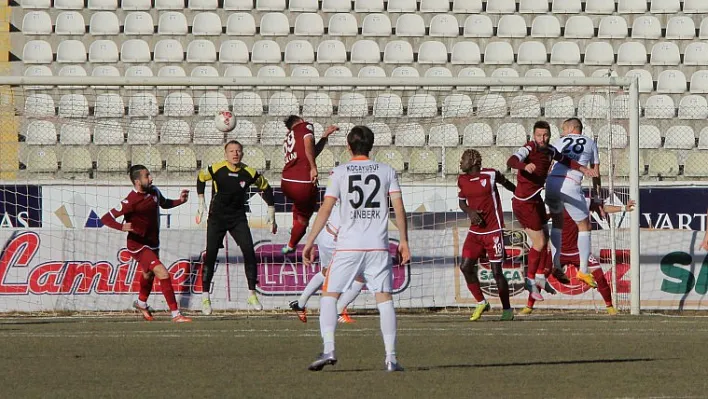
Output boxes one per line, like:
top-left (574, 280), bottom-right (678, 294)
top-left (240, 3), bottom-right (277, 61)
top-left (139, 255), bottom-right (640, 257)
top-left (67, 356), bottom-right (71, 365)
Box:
top-left (1, 312), bottom-right (707, 399)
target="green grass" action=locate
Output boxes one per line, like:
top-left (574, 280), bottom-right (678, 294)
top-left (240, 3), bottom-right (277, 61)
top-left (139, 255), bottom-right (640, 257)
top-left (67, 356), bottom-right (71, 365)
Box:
top-left (2, 312), bottom-right (707, 398)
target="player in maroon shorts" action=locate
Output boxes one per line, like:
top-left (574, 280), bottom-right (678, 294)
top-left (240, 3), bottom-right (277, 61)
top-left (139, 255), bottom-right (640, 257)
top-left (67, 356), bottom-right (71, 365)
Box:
top-left (100, 165), bottom-right (192, 322)
top-left (458, 149), bottom-right (517, 321)
top-left (506, 120), bottom-right (597, 301)
top-left (280, 115), bottom-right (338, 255)
top-left (521, 199), bottom-right (636, 315)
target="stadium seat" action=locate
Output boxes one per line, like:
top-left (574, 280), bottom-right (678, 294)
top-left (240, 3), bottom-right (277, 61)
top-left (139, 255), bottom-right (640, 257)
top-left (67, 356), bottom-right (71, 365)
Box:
top-left (284, 40), bottom-right (315, 64)
top-left (57, 94), bottom-right (88, 118)
top-left (156, 0), bottom-right (183, 9)
top-left (486, 0), bottom-right (514, 13)
top-left (651, 42), bottom-right (681, 66)
top-left (128, 93), bottom-right (159, 117)
top-left (617, 42), bottom-right (648, 66)
top-left (498, 15), bottom-right (527, 38)
top-left (154, 40), bottom-right (184, 62)
top-left (302, 93), bottom-right (333, 117)
top-left (678, 95), bottom-right (708, 119)
top-left (452, 0), bottom-right (482, 12)
top-left (260, 13), bottom-right (290, 36)
top-left (429, 14), bottom-right (459, 37)
top-left (632, 16), bottom-right (661, 39)
top-left (517, 41), bottom-right (547, 65)
top-left (577, 94), bottom-right (609, 119)
top-left (530, 15), bottom-right (560, 38)
top-left (362, 14), bottom-right (392, 36)
top-left (338, 93), bottom-right (368, 117)
top-left (564, 16), bottom-right (594, 39)
top-left (647, 150), bottom-right (679, 177)
top-left (639, 125), bottom-right (662, 149)
top-left (700, 19), bottom-right (708, 39)
top-left (550, 42), bottom-right (581, 65)
top-left (94, 120), bottom-right (124, 145)
top-left (252, 40), bottom-right (281, 63)
top-left (644, 95), bottom-right (676, 119)
top-left (193, 119), bottom-right (225, 145)
top-left (463, 15), bottom-right (493, 37)
top-left (124, 66), bottom-right (153, 83)
top-left (450, 42), bottom-right (481, 64)
top-left (626, 69), bottom-right (653, 93)
top-left (189, 0), bottom-right (217, 9)
top-left (690, 71), bottom-right (708, 94)
top-left (656, 70), bottom-right (687, 93)
top-left (186, 40), bottom-right (216, 63)
top-left (355, 0), bottom-right (383, 11)
top-left (121, 39), bottom-right (151, 63)
top-left (61, 147), bottom-right (93, 174)
top-left (25, 120), bottom-right (56, 145)
top-left (596, 124), bottom-right (628, 149)
top-left (598, 16), bottom-right (628, 39)
top-left (394, 123), bottom-right (426, 147)
top-left (55, 0), bottom-right (82, 9)
top-left (586, 0), bottom-right (614, 13)
top-left (523, 68), bottom-right (552, 91)
top-left (59, 122), bottom-right (91, 145)
top-left (158, 12), bottom-right (188, 35)
top-left (25, 147), bottom-right (58, 173)
top-left (650, 0), bottom-right (680, 13)
top-left (374, 149), bottom-right (404, 173)
top-left (420, 0), bottom-right (448, 12)
top-left (260, 121), bottom-right (288, 145)
top-left (664, 126), bottom-right (696, 149)
top-left (227, 120), bottom-right (258, 144)
top-left (290, 0), bottom-right (317, 11)
top-left (418, 41), bottom-right (448, 64)
top-left (294, 13), bottom-right (324, 36)
top-left (490, 68), bottom-right (520, 91)
top-left (123, 13), bottom-right (154, 35)
top-left (96, 148), bottom-right (128, 174)
top-left (160, 120), bottom-right (191, 144)
top-left (131, 146), bottom-right (162, 171)
top-left (257, 65), bottom-right (286, 78)
top-left (94, 94), bottom-right (124, 118)
top-left (683, 152), bottom-right (708, 177)
top-left (520, 0), bottom-right (548, 13)
top-left (166, 147), bottom-right (197, 172)
top-left (476, 94), bottom-right (507, 117)
top-left (192, 12), bottom-right (222, 36)
top-left (157, 65), bottom-right (186, 78)
top-left (58, 65), bottom-right (86, 80)
top-left (441, 94), bottom-right (472, 118)
top-left (484, 42), bottom-right (514, 65)
top-left (388, 0), bottom-right (416, 11)
top-left (496, 123), bottom-right (527, 147)
top-left (395, 14), bottom-right (425, 37)
top-left (290, 66), bottom-right (319, 79)
top-left (552, 0), bottom-right (581, 13)
top-left (698, 128), bottom-right (708, 149)
top-left (164, 93), bottom-right (194, 117)
top-left (268, 92), bottom-right (299, 116)
top-left (22, 11), bottom-right (52, 35)
top-left (127, 120), bottom-right (158, 144)
top-left (685, 0), bottom-right (708, 13)
top-left (226, 13), bottom-right (256, 36)
top-left (684, 43), bottom-right (708, 66)
top-left (122, 0), bottom-right (151, 8)
top-left (358, 65), bottom-right (386, 78)
top-left (219, 40), bottom-right (249, 63)
top-left (256, 0), bottom-right (286, 10)
top-left (223, 0), bottom-right (251, 9)
top-left (22, 0), bottom-right (51, 8)
top-left (191, 66), bottom-right (219, 78)
top-left (543, 95), bottom-right (575, 118)
top-left (197, 93), bottom-right (229, 115)
top-left (241, 147), bottom-right (267, 171)
top-left (462, 122), bottom-right (494, 146)
top-left (665, 16), bottom-right (696, 40)
top-left (584, 42), bottom-right (615, 65)
top-left (56, 40), bottom-right (86, 63)
top-left (89, 12), bottom-right (120, 35)
top-left (457, 67), bottom-right (486, 90)
top-left (224, 65), bottom-right (252, 78)
top-left (391, 66), bottom-right (420, 79)
top-left (368, 122), bottom-right (393, 146)
top-left (407, 94), bottom-right (437, 118)
top-left (55, 11), bottom-right (84, 35)
top-left (373, 94), bottom-right (403, 117)
top-left (618, 0), bottom-right (646, 13)
top-left (328, 14), bottom-right (358, 36)
top-left (409, 149), bottom-right (438, 174)
top-left (351, 40), bottom-right (381, 64)
top-left (611, 94), bottom-right (631, 119)
top-left (510, 95), bottom-right (541, 118)
top-left (477, 148), bottom-right (509, 172)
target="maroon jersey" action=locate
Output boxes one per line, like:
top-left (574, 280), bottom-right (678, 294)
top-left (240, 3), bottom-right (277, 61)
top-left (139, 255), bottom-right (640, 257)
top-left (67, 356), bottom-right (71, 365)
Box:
top-left (100, 187), bottom-right (180, 251)
top-left (508, 142), bottom-right (577, 200)
top-left (282, 122), bottom-right (315, 182)
top-left (458, 168), bottom-right (505, 235)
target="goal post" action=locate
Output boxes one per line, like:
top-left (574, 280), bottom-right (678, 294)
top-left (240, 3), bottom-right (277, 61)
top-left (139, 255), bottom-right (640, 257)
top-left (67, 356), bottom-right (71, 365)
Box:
top-left (0, 76), bottom-right (641, 315)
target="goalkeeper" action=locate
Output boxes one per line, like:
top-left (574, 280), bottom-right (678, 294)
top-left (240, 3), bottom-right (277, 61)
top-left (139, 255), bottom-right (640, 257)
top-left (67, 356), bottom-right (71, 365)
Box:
top-left (196, 140), bottom-right (277, 314)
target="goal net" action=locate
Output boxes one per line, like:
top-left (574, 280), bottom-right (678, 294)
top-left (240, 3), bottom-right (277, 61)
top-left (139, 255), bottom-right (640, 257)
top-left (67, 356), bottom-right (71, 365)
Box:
top-left (0, 76), bottom-right (641, 315)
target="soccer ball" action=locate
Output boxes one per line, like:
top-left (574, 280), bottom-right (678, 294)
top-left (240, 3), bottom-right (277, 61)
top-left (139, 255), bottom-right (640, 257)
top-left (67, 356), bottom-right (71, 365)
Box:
top-left (214, 110), bottom-right (236, 132)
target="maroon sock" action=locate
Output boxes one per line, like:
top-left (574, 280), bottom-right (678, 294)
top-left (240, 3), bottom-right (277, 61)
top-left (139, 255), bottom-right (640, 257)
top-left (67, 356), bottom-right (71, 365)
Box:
top-left (527, 248), bottom-right (541, 279)
top-left (159, 278), bottom-right (179, 312)
top-left (592, 269), bottom-right (613, 307)
top-left (288, 218), bottom-right (308, 249)
top-left (541, 248), bottom-right (553, 277)
top-left (527, 295), bottom-right (536, 309)
top-left (466, 282), bottom-right (485, 302)
top-left (138, 273), bottom-right (154, 303)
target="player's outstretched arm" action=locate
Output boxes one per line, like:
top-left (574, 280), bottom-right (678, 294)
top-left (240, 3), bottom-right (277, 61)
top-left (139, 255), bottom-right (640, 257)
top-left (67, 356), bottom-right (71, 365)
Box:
top-left (314, 125), bottom-right (338, 157)
top-left (303, 196), bottom-right (336, 266)
top-left (391, 194), bottom-right (410, 265)
top-left (195, 167), bottom-right (212, 224)
top-left (603, 199), bottom-right (636, 215)
top-left (549, 145), bottom-right (598, 177)
top-left (158, 188), bottom-right (189, 209)
top-left (495, 170), bottom-right (517, 193)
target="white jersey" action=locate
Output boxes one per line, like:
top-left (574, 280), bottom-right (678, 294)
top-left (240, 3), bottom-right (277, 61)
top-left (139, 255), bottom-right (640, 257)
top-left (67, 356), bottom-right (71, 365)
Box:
top-left (549, 134), bottom-right (599, 183)
top-left (324, 158), bottom-right (400, 251)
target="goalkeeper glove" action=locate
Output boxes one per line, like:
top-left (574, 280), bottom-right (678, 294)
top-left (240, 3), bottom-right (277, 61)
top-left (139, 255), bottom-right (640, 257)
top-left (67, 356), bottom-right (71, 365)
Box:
top-left (195, 197), bottom-right (206, 225)
top-left (267, 206), bottom-right (277, 234)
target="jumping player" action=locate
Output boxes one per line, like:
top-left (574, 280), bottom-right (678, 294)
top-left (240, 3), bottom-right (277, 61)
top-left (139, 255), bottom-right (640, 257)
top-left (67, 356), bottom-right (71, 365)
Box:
top-left (546, 118), bottom-right (602, 288)
top-left (506, 120), bottom-right (598, 301)
top-left (458, 149), bottom-right (517, 322)
top-left (101, 165), bottom-right (191, 322)
top-left (521, 199), bottom-right (636, 315)
top-left (302, 125), bottom-right (410, 372)
top-left (280, 116), bottom-right (338, 255)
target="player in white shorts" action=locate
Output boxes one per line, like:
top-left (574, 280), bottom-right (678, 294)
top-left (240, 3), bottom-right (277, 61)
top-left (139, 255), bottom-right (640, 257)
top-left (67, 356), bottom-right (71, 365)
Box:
top-left (302, 125), bottom-right (410, 373)
top-left (288, 200), bottom-right (364, 324)
top-left (545, 118), bottom-right (601, 288)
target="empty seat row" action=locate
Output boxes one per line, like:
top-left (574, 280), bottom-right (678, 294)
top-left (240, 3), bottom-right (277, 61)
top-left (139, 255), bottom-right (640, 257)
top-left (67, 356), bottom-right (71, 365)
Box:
top-left (20, 0), bottom-right (708, 14)
top-left (21, 11), bottom-right (708, 40)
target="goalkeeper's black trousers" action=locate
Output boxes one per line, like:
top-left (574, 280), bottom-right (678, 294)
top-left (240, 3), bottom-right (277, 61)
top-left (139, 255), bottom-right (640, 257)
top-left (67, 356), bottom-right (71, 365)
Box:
top-left (203, 213), bottom-right (258, 292)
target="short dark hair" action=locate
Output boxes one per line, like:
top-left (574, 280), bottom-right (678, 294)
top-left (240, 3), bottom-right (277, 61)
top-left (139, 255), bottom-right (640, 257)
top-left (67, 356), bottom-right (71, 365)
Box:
top-left (347, 125), bottom-right (375, 156)
top-left (283, 115), bottom-right (302, 130)
top-left (564, 117), bottom-right (583, 133)
top-left (533, 120), bottom-right (551, 134)
top-left (129, 164), bottom-right (147, 182)
top-left (224, 140), bottom-right (242, 151)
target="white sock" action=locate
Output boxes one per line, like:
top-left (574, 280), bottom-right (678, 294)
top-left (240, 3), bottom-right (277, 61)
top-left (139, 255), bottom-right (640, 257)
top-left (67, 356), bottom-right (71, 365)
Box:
top-left (202, 292), bottom-right (210, 301)
top-left (550, 228), bottom-right (562, 270)
top-left (171, 310), bottom-right (181, 318)
top-left (319, 296), bottom-right (338, 354)
top-left (578, 231), bottom-right (592, 274)
top-left (377, 300), bottom-right (397, 363)
top-left (299, 271), bottom-right (325, 308)
top-left (137, 299), bottom-right (147, 308)
top-left (337, 280), bottom-right (364, 314)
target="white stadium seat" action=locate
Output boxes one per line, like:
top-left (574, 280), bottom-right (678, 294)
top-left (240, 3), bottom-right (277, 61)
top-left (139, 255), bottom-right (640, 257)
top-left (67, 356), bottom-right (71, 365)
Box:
top-left (189, 0), bottom-right (218, 9)
top-left (233, 92), bottom-right (263, 116)
top-left (531, 15), bottom-right (560, 38)
top-left (701, 19), bottom-right (708, 40)
top-left (496, 123), bottom-right (527, 147)
top-left (193, 12), bottom-right (222, 36)
top-left (58, 65), bottom-right (86, 79)
top-left (362, 14), bottom-right (392, 36)
top-left (664, 126), bottom-right (695, 149)
top-left (186, 40), bottom-right (216, 63)
top-left (251, 40), bottom-right (281, 63)
top-left (651, 42), bottom-right (681, 66)
top-left (425, 66), bottom-right (452, 78)
top-left (226, 13), bottom-right (256, 36)
top-left (317, 40), bottom-right (347, 63)
top-left (354, 0), bottom-right (384, 12)
top-left (418, 41), bottom-right (448, 64)
top-left (284, 40), bottom-right (315, 64)
top-left (429, 14), bottom-right (459, 37)
top-left (626, 69), bottom-right (654, 93)
top-left (586, 0), bottom-right (614, 13)
top-left (260, 121), bottom-right (288, 145)
top-left (388, 0), bottom-right (416, 12)
top-left (191, 65), bottom-right (219, 77)
top-left (25, 94), bottom-right (55, 117)
top-left (329, 13), bottom-right (358, 36)
top-left (128, 93), bottom-right (159, 117)
top-left (219, 40), bottom-right (249, 63)
top-left (373, 94), bottom-right (403, 117)
top-left (617, 42), bottom-right (647, 66)
top-left (684, 43), bottom-right (708, 66)
top-left (164, 93), bottom-right (194, 117)
top-left (639, 125), bottom-right (662, 149)
top-left (510, 94), bottom-right (541, 118)
top-left (268, 92), bottom-right (299, 116)
top-left (462, 122), bottom-right (494, 146)
top-left (428, 124), bottom-right (458, 147)
top-left (256, 0), bottom-right (285, 10)
top-left (257, 65), bottom-right (286, 78)
top-left (260, 13), bottom-right (290, 36)
top-left (577, 94), bottom-right (609, 119)
top-left (690, 71), bottom-right (708, 94)
top-left (666, 16), bottom-right (696, 39)
top-left (322, 0), bottom-right (350, 12)
top-left (618, 0), bottom-right (646, 13)
top-left (552, 0), bottom-right (581, 13)
top-left (25, 120), bottom-right (56, 145)
top-left (198, 93), bottom-right (229, 115)
top-left (55, 0), bottom-right (82, 9)
top-left (23, 40), bottom-right (52, 64)
top-left (476, 94), bottom-right (507, 117)
top-left (122, 0), bottom-right (150, 9)
top-left (302, 93), bottom-right (333, 117)
top-left (632, 16), bottom-right (661, 39)
top-left (442, 94), bottom-right (472, 118)
top-left (61, 148), bottom-right (92, 175)
top-left (484, 42), bottom-right (514, 65)
top-left (88, 40), bottom-right (119, 63)
top-left (89, 0), bottom-right (117, 10)
top-left (160, 120), bottom-right (191, 144)
top-left (420, 0), bottom-right (448, 12)
top-left (154, 39), bottom-right (183, 62)
top-left (564, 16), bottom-right (594, 39)
top-left (650, 0), bottom-right (679, 13)
top-left (463, 15), bottom-right (493, 37)
top-left (22, 11), bottom-right (52, 35)
top-left (395, 14), bottom-right (425, 37)
top-left (193, 120), bottom-right (224, 145)
top-left (56, 40), bottom-right (86, 63)
top-left (358, 65), bottom-right (385, 77)
top-left (157, 65), bottom-right (185, 78)
top-left (22, 0), bottom-right (51, 8)
top-left (224, 65), bottom-right (252, 77)
top-left (699, 128), bottom-right (708, 149)
top-left (94, 93), bottom-right (124, 118)
top-left (451, 42), bottom-right (480, 64)
top-left (94, 120), bottom-right (124, 145)
top-left (394, 123), bottom-right (426, 147)
top-left (544, 95), bottom-right (575, 118)
top-left (644, 95), bottom-right (675, 119)
top-left (452, 0), bottom-right (482, 12)
top-left (391, 66), bottom-right (419, 79)
top-left (294, 13), bottom-right (324, 36)
top-left (497, 15), bottom-right (527, 38)
top-left (24, 65), bottom-right (52, 79)
top-left (26, 147), bottom-right (58, 173)
top-left (338, 93), bottom-right (368, 117)
top-left (383, 40), bottom-right (414, 64)
top-left (121, 39), bottom-right (151, 63)
top-left (407, 94), bottom-right (437, 118)
top-left (156, 0), bottom-right (183, 9)
top-left (596, 124), bottom-right (628, 149)
top-left (684, 0), bottom-right (708, 13)
top-left (524, 68), bottom-right (553, 92)
top-left (678, 95), bottom-right (708, 120)
top-left (124, 12), bottom-right (153, 35)
top-left (584, 42), bottom-right (615, 66)
top-left (223, 0), bottom-right (252, 9)
top-left (125, 65), bottom-right (153, 79)
top-left (486, 0), bottom-right (514, 13)
top-left (656, 70), bottom-right (687, 93)
top-left (368, 122), bottom-right (393, 146)
top-left (550, 42), bottom-right (581, 65)
top-left (90, 12), bottom-right (120, 35)
top-left (520, 0), bottom-right (548, 13)
top-left (158, 12), bottom-right (188, 35)
top-left (351, 40), bottom-right (381, 64)
top-left (60, 122), bottom-right (91, 145)
top-left (598, 16), bottom-right (628, 39)
top-left (517, 41), bottom-right (547, 65)
top-left (290, 0), bottom-right (318, 11)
